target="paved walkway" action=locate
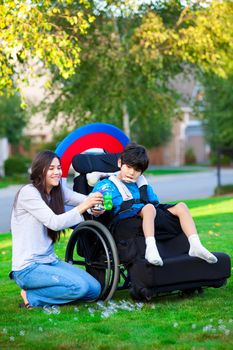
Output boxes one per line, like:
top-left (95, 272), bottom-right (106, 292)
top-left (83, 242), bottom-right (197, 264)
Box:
top-left (147, 168), bottom-right (233, 202)
top-left (0, 168), bottom-right (233, 233)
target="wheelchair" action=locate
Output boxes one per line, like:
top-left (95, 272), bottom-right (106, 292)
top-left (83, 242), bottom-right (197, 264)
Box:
top-left (65, 152), bottom-right (231, 301)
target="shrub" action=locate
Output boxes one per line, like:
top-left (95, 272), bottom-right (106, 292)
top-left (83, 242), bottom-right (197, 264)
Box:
top-left (4, 155), bottom-right (31, 176)
top-left (214, 184), bottom-right (233, 196)
top-left (210, 153), bottom-right (232, 166)
top-left (184, 147), bottom-right (196, 165)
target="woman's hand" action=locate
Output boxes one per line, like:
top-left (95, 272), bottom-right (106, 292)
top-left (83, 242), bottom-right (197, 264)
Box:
top-left (76, 192), bottom-right (104, 215)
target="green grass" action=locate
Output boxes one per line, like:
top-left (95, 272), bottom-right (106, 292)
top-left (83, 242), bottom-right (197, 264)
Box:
top-left (0, 175), bottom-right (28, 189)
top-left (0, 196), bottom-right (233, 350)
top-left (145, 168), bottom-right (207, 176)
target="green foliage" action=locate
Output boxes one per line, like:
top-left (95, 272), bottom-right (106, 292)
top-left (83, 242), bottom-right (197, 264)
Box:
top-left (196, 74), bottom-right (233, 153)
top-left (1, 1), bottom-right (232, 149)
top-left (0, 0), bottom-right (94, 94)
top-left (214, 185), bottom-right (233, 196)
top-left (40, 1), bottom-right (233, 148)
top-left (185, 147), bottom-right (197, 165)
top-left (133, 1), bottom-right (233, 78)
top-left (1, 196), bottom-right (233, 349)
top-left (42, 3), bottom-right (183, 147)
top-left (0, 94), bottom-right (28, 144)
top-left (4, 155), bottom-right (31, 176)
top-left (0, 174), bottom-right (28, 188)
top-left (210, 153), bottom-right (232, 166)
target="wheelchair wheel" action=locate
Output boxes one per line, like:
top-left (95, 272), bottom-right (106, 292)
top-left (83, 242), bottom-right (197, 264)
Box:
top-left (65, 220), bottom-right (120, 301)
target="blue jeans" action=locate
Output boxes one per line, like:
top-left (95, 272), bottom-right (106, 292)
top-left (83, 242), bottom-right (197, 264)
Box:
top-left (12, 260), bottom-right (101, 307)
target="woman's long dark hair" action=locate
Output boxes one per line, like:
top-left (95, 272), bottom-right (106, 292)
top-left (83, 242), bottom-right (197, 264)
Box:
top-left (29, 150), bottom-right (64, 242)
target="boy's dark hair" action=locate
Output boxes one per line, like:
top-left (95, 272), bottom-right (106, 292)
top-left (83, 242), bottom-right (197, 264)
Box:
top-left (120, 142), bottom-right (149, 173)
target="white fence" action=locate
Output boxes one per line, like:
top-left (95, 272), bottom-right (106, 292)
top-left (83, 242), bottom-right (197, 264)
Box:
top-left (0, 138), bottom-right (9, 177)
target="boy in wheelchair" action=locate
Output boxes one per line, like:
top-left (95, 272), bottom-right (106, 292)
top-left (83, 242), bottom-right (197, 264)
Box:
top-left (91, 142), bottom-right (218, 267)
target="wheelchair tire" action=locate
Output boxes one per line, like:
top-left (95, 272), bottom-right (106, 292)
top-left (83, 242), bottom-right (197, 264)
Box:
top-left (65, 220), bottom-right (120, 301)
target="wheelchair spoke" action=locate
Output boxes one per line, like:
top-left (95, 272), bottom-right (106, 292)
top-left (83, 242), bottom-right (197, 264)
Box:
top-left (65, 220), bottom-right (120, 301)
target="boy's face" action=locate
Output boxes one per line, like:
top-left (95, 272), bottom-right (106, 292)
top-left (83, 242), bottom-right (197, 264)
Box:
top-left (118, 160), bottom-right (142, 183)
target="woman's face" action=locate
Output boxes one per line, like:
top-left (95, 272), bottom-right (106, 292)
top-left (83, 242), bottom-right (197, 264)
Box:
top-left (45, 157), bottom-right (62, 193)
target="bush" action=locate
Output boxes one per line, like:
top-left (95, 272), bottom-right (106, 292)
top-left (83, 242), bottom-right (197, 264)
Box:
top-left (210, 153), bottom-right (232, 166)
top-left (184, 147), bottom-right (196, 165)
top-left (4, 155), bottom-right (31, 176)
top-left (214, 184), bottom-right (233, 196)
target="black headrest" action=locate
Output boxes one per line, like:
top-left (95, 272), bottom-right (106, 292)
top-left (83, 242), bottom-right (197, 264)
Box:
top-left (72, 153), bottom-right (120, 174)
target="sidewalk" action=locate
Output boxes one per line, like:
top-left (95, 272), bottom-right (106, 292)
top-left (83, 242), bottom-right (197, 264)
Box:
top-left (0, 185), bottom-right (22, 233)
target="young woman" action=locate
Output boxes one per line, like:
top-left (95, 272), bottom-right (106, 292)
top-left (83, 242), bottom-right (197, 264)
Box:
top-left (10, 150), bottom-right (103, 308)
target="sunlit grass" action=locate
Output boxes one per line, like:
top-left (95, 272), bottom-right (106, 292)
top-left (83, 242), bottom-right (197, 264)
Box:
top-left (191, 197), bottom-right (233, 218)
top-left (0, 196), bottom-right (232, 349)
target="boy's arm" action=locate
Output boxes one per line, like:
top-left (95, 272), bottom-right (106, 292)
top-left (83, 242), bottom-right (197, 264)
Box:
top-left (147, 184), bottom-right (160, 204)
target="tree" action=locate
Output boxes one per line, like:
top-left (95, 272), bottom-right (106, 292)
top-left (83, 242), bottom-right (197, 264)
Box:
top-left (40, 0), bottom-right (233, 147)
top-left (196, 74), bottom-right (233, 151)
top-left (133, 0), bottom-right (233, 78)
top-left (0, 94), bottom-right (28, 145)
top-left (0, 0), bottom-right (94, 95)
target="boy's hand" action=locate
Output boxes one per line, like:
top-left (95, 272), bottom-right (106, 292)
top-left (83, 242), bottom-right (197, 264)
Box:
top-left (91, 208), bottom-right (105, 216)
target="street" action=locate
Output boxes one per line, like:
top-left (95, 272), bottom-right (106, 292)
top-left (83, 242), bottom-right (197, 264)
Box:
top-left (0, 168), bottom-right (232, 233)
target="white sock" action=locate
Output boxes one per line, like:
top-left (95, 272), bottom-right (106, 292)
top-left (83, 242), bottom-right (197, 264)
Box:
top-left (145, 237), bottom-right (163, 266)
top-left (188, 234), bottom-right (218, 264)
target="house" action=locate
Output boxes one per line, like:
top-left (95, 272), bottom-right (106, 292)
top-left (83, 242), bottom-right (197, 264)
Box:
top-left (148, 75), bottom-right (209, 166)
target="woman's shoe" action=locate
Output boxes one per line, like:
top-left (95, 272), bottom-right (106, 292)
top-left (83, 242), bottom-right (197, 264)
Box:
top-left (19, 302), bottom-right (33, 310)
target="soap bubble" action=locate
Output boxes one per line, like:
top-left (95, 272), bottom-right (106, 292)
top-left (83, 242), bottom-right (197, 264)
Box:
top-left (88, 307), bottom-right (95, 316)
top-left (51, 305), bottom-right (61, 314)
top-left (43, 305), bottom-right (52, 314)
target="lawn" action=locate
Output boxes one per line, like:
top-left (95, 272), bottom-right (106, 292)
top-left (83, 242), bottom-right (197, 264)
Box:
top-left (0, 175), bottom-right (28, 189)
top-left (0, 196), bottom-right (232, 350)
top-left (145, 167), bottom-right (206, 176)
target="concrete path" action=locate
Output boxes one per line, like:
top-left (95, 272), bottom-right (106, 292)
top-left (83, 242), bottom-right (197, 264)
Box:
top-left (147, 168), bottom-right (233, 202)
top-left (0, 168), bottom-right (232, 233)
top-left (0, 185), bottom-right (22, 233)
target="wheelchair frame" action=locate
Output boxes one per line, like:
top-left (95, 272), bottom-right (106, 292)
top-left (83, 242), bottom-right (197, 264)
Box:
top-left (65, 220), bottom-right (120, 301)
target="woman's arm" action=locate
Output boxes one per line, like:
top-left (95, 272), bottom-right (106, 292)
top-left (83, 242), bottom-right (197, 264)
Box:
top-left (16, 185), bottom-right (103, 231)
top-left (62, 184), bottom-right (87, 206)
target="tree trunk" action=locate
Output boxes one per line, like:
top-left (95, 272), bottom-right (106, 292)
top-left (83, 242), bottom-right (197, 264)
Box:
top-left (122, 104), bottom-right (130, 138)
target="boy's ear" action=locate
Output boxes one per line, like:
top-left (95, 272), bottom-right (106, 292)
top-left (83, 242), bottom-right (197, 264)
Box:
top-left (117, 159), bottom-right (122, 168)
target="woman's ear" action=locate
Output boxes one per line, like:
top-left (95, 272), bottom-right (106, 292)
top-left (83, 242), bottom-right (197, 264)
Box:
top-left (117, 159), bottom-right (122, 168)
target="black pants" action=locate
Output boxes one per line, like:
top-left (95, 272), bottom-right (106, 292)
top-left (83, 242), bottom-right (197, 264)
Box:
top-left (113, 203), bottom-right (184, 241)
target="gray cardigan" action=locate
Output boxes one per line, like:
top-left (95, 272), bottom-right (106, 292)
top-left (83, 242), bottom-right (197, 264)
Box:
top-left (11, 184), bottom-right (86, 271)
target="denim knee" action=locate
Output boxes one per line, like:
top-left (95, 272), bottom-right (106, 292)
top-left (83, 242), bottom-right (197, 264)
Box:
top-left (70, 280), bottom-right (89, 299)
top-left (72, 279), bottom-right (101, 300)
top-left (92, 280), bottom-right (101, 299)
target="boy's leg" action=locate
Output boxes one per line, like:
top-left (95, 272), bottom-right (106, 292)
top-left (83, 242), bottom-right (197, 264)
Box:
top-left (140, 204), bottom-right (163, 266)
top-left (167, 202), bottom-right (217, 263)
